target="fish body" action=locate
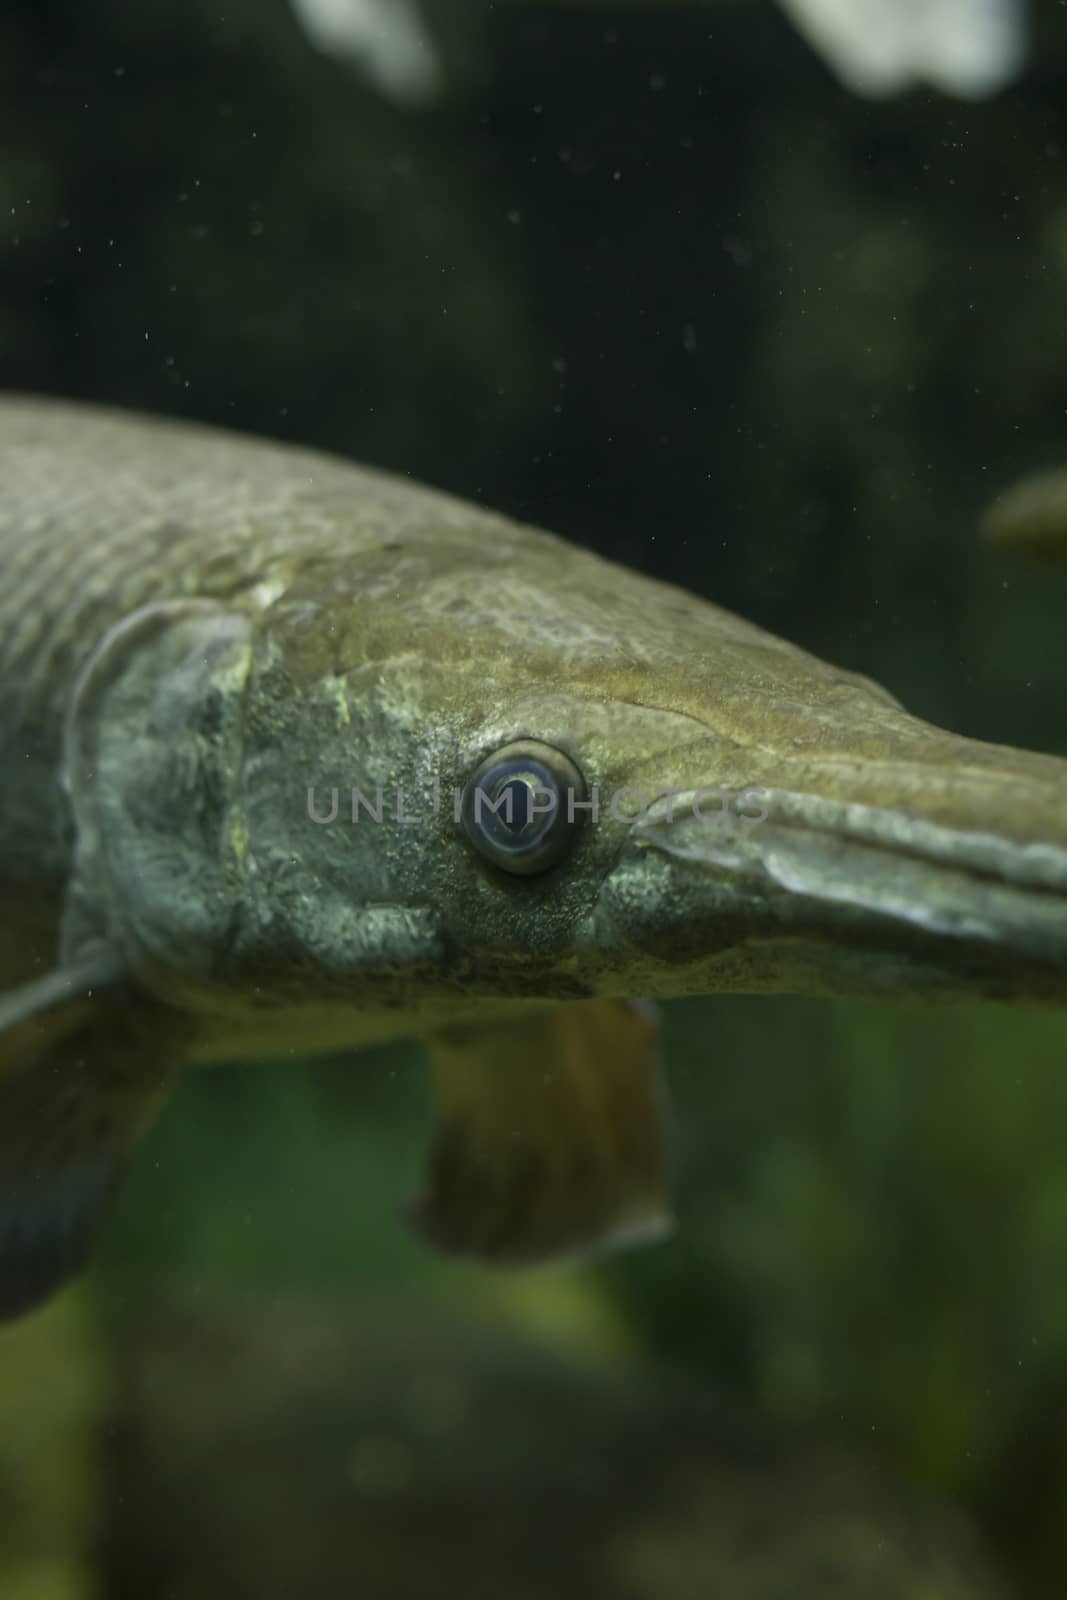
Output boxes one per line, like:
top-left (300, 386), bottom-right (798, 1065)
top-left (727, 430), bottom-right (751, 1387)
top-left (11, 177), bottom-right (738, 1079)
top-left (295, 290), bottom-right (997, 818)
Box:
top-left (2, 395), bottom-right (1066, 1320)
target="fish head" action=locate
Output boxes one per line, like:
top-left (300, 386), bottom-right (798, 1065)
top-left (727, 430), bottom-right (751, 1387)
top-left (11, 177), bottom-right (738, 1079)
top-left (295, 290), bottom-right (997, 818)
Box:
top-left (242, 526), bottom-right (1067, 1015)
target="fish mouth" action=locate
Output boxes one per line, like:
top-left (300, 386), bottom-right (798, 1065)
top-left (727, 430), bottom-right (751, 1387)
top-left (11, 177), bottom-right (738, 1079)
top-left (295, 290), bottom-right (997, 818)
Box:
top-left (582, 762), bottom-right (1067, 1006)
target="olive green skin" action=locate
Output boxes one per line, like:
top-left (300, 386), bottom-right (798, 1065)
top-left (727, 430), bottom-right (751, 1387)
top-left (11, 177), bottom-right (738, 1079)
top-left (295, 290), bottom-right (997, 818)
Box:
top-left (2, 395), bottom-right (1066, 1069)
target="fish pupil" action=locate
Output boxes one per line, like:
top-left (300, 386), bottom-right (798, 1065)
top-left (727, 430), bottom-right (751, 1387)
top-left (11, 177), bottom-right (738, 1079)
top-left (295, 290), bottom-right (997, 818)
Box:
top-left (482, 766), bottom-right (556, 843)
top-left (461, 740), bottom-right (587, 876)
top-left (496, 777), bottom-right (536, 834)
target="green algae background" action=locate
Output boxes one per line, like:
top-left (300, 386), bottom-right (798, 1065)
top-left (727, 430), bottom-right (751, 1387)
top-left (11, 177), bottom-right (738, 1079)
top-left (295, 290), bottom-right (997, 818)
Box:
top-left (2, 2), bottom-right (1067, 1596)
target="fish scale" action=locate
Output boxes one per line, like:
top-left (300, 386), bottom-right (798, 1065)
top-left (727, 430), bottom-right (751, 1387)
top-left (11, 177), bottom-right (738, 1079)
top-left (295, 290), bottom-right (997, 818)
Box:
top-left (0, 394), bottom-right (517, 703)
top-left (0, 394), bottom-right (520, 889)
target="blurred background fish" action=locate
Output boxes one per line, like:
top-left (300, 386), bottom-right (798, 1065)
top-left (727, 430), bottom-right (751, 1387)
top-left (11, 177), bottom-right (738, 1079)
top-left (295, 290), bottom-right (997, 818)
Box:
top-left (290, 0), bottom-right (443, 101)
top-left (290, 0), bottom-right (1028, 102)
top-left (983, 467), bottom-right (1067, 563)
top-left (777, 0), bottom-right (1026, 97)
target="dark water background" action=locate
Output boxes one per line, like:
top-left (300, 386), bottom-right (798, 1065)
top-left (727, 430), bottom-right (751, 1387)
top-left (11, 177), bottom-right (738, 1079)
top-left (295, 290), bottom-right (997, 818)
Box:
top-left (2, 3), bottom-right (1067, 1596)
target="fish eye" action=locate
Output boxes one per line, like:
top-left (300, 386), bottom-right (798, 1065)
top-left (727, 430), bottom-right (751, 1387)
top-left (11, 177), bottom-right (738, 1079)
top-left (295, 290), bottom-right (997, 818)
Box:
top-left (461, 739), bottom-right (588, 876)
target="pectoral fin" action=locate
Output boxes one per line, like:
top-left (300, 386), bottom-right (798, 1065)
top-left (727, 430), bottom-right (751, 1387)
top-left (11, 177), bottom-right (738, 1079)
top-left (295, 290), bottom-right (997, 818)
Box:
top-left (409, 998), bottom-right (672, 1266)
top-left (0, 965), bottom-right (181, 1321)
top-left (0, 950), bottom-right (127, 1060)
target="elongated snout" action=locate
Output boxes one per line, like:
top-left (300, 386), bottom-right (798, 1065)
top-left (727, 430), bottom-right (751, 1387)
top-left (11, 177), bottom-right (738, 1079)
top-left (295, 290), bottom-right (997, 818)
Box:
top-left (582, 719), bottom-right (1067, 1006)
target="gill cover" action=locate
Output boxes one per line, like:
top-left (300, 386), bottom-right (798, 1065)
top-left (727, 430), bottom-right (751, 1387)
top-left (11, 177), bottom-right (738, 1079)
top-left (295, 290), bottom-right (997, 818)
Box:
top-left (59, 599), bottom-right (254, 983)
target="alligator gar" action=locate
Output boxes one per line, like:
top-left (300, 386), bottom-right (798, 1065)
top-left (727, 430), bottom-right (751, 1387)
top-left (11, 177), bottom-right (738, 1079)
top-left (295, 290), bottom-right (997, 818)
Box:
top-left (2, 395), bottom-right (1065, 1320)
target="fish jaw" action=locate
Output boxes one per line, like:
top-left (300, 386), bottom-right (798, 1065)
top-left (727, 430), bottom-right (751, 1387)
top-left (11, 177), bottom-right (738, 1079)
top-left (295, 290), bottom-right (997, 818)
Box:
top-left (579, 733), bottom-right (1067, 1007)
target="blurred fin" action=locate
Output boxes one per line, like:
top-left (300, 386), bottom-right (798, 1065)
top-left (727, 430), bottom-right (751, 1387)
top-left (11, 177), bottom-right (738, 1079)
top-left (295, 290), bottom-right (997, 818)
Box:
top-left (0, 950), bottom-right (126, 1060)
top-left (410, 998), bottom-right (672, 1266)
top-left (0, 973), bottom-right (180, 1321)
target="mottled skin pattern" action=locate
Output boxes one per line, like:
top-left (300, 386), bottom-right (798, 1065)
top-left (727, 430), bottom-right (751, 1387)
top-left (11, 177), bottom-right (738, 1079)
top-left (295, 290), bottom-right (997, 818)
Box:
top-left (2, 393), bottom-right (1067, 1057)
